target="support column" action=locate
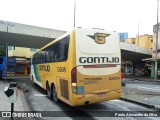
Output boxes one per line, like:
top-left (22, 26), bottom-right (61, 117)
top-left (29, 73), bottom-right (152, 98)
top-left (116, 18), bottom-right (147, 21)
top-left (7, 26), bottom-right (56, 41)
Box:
top-left (151, 62), bottom-right (155, 78)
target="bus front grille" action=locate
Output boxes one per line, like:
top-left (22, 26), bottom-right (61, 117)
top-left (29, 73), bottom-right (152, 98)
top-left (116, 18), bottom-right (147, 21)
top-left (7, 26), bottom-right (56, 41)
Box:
top-left (60, 79), bottom-right (69, 100)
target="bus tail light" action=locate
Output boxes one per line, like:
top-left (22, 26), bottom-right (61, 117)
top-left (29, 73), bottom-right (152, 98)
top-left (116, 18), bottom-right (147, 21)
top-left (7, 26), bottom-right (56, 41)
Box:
top-left (71, 67), bottom-right (77, 93)
top-left (71, 67), bottom-right (77, 85)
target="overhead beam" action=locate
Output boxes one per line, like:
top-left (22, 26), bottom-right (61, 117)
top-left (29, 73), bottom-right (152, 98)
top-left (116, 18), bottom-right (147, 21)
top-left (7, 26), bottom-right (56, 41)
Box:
top-left (120, 42), bottom-right (152, 55)
top-left (0, 20), bottom-right (66, 48)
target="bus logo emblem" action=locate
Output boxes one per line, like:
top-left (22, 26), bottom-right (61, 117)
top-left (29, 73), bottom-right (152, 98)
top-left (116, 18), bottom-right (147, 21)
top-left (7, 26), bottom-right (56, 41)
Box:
top-left (88, 33), bottom-right (110, 44)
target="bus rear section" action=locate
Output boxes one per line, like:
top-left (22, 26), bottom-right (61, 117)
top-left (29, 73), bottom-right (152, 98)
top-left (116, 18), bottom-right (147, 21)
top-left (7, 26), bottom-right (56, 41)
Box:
top-left (7, 57), bottom-right (16, 77)
top-left (0, 57), bottom-right (3, 77)
top-left (71, 28), bottom-right (121, 106)
top-left (0, 56), bottom-right (16, 78)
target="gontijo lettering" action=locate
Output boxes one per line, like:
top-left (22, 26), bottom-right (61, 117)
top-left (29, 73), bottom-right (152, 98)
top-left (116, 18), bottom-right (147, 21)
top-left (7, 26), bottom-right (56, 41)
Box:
top-left (79, 57), bottom-right (119, 63)
top-left (39, 65), bottom-right (50, 72)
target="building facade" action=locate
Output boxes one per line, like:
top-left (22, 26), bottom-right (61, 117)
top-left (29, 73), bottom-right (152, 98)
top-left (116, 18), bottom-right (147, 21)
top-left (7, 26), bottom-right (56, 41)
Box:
top-left (124, 34), bottom-right (153, 77)
top-left (8, 46), bottom-right (37, 76)
top-left (125, 38), bottom-right (135, 44)
top-left (135, 34), bottom-right (153, 49)
top-left (125, 34), bottom-right (153, 49)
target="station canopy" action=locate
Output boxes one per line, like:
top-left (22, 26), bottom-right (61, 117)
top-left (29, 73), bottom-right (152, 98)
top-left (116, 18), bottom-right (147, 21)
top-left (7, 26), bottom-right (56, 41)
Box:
top-left (0, 20), bottom-right (66, 48)
top-left (0, 20), bottom-right (152, 62)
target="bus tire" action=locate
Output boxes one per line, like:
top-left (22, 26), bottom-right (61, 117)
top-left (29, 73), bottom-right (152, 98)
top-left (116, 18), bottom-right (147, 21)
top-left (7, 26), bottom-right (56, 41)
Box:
top-left (46, 83), bottom-right (51, 98)
top-left (52, 85), bottom-right (59, 102)
top-left (31, 76), bottom-right (34, 82)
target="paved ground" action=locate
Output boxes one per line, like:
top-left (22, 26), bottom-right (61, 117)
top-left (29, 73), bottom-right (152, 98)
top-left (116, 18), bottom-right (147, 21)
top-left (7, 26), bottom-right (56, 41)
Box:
top-left (0, 80), bottom-right (30, 111)
top-left (121, 77), bottom-right (160, 110)
top-left (121, 85), bottom-right (160, 109)
top-left (0, 79), bottom-right (33, 120)
top-left (0, 76), bottom-right (159, 119)
top-left (125, 76), bottom-right (160, 82)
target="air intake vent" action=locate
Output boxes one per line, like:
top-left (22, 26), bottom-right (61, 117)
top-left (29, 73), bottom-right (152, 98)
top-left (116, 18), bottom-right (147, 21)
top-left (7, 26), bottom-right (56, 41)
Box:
top-left (60, 79), bottom-right (69, 100)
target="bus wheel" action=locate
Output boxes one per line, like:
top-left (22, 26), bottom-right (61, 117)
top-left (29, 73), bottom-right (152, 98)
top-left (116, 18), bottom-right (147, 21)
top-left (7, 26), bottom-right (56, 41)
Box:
top-left (52, 85), bottom-right (59, 102)
top-left (46, 83), bottom-right (51, 98)
top-left (31, 76), bottom-right (34, 82)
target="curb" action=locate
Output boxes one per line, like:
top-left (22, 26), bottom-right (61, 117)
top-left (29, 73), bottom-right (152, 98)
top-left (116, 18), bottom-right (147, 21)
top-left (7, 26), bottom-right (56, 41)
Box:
top-left (18, 88), bottom-right (31, 111)
top-left (17, 83), bottom-right (30, 92)
top-left (126, 78), bottom-right (160, 82)
top-left (17, 84), bottom-right (36, 120)
top-left (120, 97), bottom-right (160, 111)
top-left (133, 80), bottom-right (160, 82)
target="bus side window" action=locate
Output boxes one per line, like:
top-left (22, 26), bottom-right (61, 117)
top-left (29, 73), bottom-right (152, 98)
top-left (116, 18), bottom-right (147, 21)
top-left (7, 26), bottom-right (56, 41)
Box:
top-left (37, 52), bottom-right (39, 63)
top-left (64, 43), bottom-right (69, 59)
top-left (50, 50), bottom-right (55, 61)
top-left (37, 52), bottom-right (40, 63)
top-left (46, 50), bottom-right (50, 62)
top-left (36, 53), bottom-right (38, 63)
top-left (38, 52), bottom-right (41, 63)
top-left (44, 51), bottom-right (47, 62)
top-left (54, 44), bottom-right (59, 60)
top-left (41, 51), bottom-right (45, 63)
top-left (50, 43), bottom-right (58, 61)
top-left (33, 53), bottom-right (37, 63)
top-left (62, 36), bottom-right (69, 60)
top-left (57, 42), bottom-right (62, 59)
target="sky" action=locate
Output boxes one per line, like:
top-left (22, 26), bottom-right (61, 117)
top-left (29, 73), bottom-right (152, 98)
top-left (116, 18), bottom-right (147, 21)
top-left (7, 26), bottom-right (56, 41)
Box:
top-left (0, 0), bottom-right (158, 37)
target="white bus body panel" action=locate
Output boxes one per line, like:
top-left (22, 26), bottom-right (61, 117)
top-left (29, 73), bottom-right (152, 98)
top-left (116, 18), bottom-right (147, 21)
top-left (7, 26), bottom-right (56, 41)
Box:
top-left (75, 28), bottom-right (121, 75)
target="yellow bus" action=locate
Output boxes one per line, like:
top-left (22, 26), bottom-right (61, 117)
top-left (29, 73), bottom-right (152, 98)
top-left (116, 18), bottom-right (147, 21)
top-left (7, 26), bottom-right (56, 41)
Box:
top-left (30, 28), bottom-right (121, 106)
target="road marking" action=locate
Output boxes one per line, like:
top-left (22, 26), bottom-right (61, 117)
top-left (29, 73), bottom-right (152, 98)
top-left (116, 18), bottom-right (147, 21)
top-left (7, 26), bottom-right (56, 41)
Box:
top-left (153, 87), bottom-right (160, 89)
top-left (144, 98), bottom-right (148, 100)
top-left (137, 87), bottom-right (160, 92)
top-left (34, 94), bottom-right (47, 96)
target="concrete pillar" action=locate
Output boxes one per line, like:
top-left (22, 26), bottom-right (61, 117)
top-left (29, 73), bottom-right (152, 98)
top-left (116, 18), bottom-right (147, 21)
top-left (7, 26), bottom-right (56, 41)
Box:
top-left (151, 62), bottom-right (155, 78)
top-left (125, 63), bottom-right (127, 73)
